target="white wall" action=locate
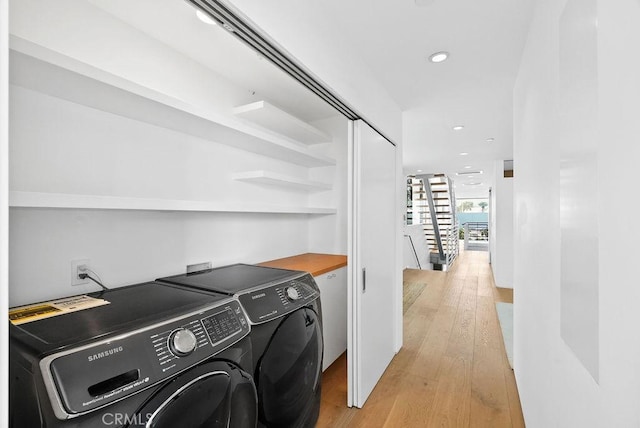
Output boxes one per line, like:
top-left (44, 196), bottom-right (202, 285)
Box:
top-left (7, 0), bottom-right (351, 307)
top-left (308, 116), bottom-right (349, 255)
top-left (403, 224), bottom-right (430, 270)
top-left (513, 0), bottom-right (640, 426)
top-left (9, 86), bottom-right (312, 208)
top-left (490, 160), bottom-right (514, 288)
top-left (7, 83), bottom-right (349, 306)
top-left (10, 208), bottom-right (310, 306)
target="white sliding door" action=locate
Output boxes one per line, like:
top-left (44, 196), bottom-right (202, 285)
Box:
top-left (348, 120), bottom-right (397, 407)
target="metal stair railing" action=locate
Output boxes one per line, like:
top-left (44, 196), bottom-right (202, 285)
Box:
top-left (410, 173), bottom-right (458, 269)
top-left (444, 221), bottom-right (459, 267)
top-left (463, 222), bottom-right (489, 251)
top-left (423, 177), bottom-right (444, 260)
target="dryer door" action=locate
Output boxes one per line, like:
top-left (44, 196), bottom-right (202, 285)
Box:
top-left (131, 361), bottom-right (257, 428)
top-left (256, 307), bottom-right (323, 428)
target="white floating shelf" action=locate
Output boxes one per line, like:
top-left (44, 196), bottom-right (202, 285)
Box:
top-left (9, 191), bottom-right (337, 215)
top-left (233, 101), bottom-right (331, 145)
top-left (9, 37), bottom-right (335, 168)
top-left (232, 170), bottom-right (332, 191)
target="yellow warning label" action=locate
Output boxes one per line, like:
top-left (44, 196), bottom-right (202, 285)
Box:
top-left (9, 304), bottom-right (62, 322)
top-left (9, 295), bottom-right (110, 325)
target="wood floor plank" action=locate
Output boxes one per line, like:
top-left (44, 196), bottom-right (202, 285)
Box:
top-left (425, 355), bottom-right (472, 427)
top-left (388, 305), bottom-right (438, 377)
top-left (504, 366), bottom-right (526, 428)
top-left (346, 367), bottom-right (405, 427)
top-left (445, 289), bottom-right (477, 359)
top-left (469, 295), bottom-right (512, 427)
top-left (407, 299), bottom-right (460, 381)
top-left (383, 374), bottom-right (438, 427)
top-left (494, 287), bottom-right (514, 304)
top-left (317, 248), bottom-right (524, 428)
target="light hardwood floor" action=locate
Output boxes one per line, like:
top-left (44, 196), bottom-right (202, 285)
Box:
top-left (317, 249), bottom-right (524, 427)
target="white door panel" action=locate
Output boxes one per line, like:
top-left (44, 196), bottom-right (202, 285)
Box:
top-left (348, 120), bottom-right (397, 407)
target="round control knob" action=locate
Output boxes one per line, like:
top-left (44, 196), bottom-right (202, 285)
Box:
top-left (286, 286), bottom-right (300, 301)
top-left (169, 328), bottom-right (197, 357)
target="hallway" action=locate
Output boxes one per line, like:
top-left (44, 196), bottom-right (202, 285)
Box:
top-left (317, 249), bottom-right (524, 427)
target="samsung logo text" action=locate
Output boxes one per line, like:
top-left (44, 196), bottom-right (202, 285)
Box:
top-left (88, 346), bottom-right (124, 362)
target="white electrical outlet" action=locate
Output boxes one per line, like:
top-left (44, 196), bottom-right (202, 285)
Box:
top-left (71, 259), bottom-right (90, 286)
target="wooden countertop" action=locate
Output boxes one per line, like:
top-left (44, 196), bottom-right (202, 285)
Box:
top-left (258, 253), bottom-right (347, 277)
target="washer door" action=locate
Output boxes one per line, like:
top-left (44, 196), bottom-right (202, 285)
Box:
top-left (132, 360), bottom-right (257, 428)
top-left (256, 307), bottom-right (323, 427)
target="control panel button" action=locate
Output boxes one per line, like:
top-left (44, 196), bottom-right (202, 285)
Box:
top-left (201, 307), bottom-right (243, 347)
top-left (286, 286), bottom-right (300, 301)
top-left (169, 328), bottom-right (197, 357)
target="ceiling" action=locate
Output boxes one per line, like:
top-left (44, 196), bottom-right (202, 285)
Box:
top-left (91, 0), bottom-right (534, 199)
top-left (321, 0), bottom-right (535, 198)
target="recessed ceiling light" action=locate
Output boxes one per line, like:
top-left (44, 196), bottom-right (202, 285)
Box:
top-left (417, 169), bottom-right (423, 173)
top-left (453, 125), bottom-right (464, 131)
top-left (486, 138), bottom-right (495, 143)
top-left (464, 165), bottom-right (471, 169)
top-left (429, 51), bottom-right (449, 63)
top-left (196, 9), bottom-right (217, 25)
top-left (459, 152), bottom-right (469, 156)
top-left (464, 182), bottom-right (482, 186)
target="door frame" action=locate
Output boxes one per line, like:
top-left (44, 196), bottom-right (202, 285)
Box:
top-left (1, 0), bottom-right (10, 422)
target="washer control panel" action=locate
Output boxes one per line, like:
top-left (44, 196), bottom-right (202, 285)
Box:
top-left (149, 302), bottom-right (248, 373)
top-left (201, 306), bottom-right (244, 347)
top-left (238, 273), bottom-right (320, 324)
top-left (45, 299), bottom-right (249, 417)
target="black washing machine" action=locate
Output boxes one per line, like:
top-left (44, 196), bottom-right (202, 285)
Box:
top-left (159, 264), bottom-right (323, 428)
top-left (9, 282), bottom-right (257, 428)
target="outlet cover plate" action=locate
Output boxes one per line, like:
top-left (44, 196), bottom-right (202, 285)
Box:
top-left (71, 259), bottom-right (90, 286)
top-left (186, 261), bottom-right (212, 274)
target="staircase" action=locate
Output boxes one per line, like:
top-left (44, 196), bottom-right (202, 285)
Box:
top-left (407, 173), bottom-right (459, 270)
